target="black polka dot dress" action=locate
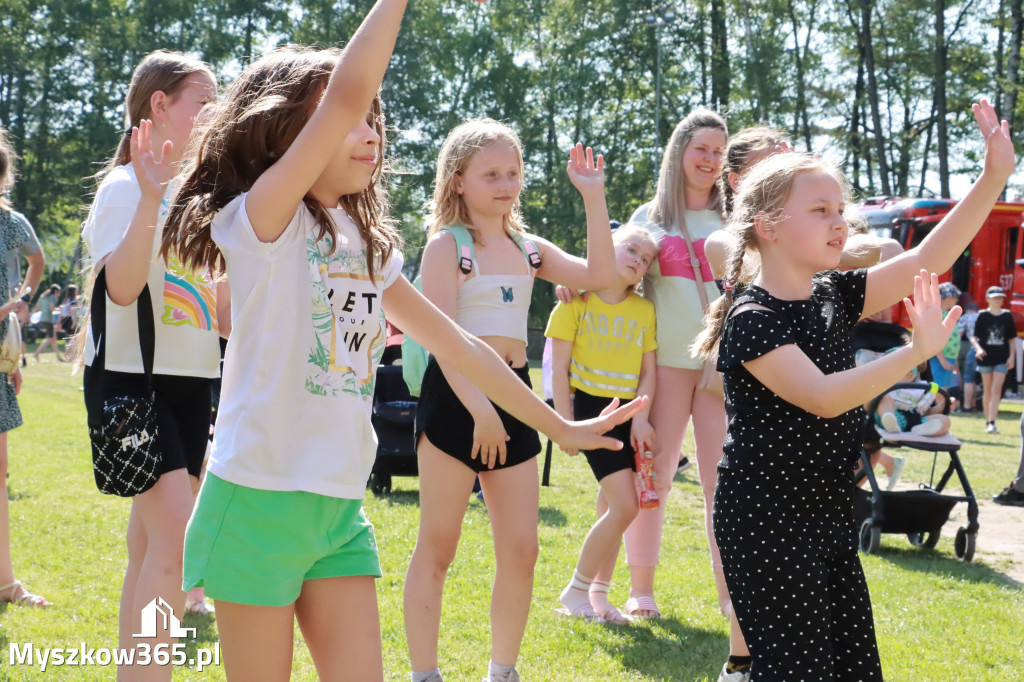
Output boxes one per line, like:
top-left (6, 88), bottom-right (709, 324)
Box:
top-left (713, 269), bottom-right (884, 682)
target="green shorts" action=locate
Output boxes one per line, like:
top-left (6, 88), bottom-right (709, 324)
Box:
top-left (183, 473), bottom-right (381, 607)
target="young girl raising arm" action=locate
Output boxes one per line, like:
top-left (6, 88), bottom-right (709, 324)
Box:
top-left (691, 100), bottom-right (1013, 681)
top-left (404, 119), bottom-right (616, 682)
top-left (162, 3), bottom-right (641, 680)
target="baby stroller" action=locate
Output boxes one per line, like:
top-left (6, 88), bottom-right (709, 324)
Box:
top-left (367, 364), bottom-right (419, 496)
top-left (854, 382), bottom-right (980, 562)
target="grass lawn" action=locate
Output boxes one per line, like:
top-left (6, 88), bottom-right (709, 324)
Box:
top-left (2, 359), bottom-right (1023, 680)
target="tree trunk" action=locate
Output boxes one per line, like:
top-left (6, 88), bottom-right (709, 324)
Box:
top-left (860, 0), bottom-right (890, 194)
top-left (935, 0), bottom-right (950, 197)
top-left (710, 0), bottom-right (730, 111)
top-left (997, 0), bottom-right (1007, 120)
top-left (919, 103), bottom-right (936, 196)
top-left (787, 0), bottom-right (814, 149)
top-left (1006, 0), bottom-right (1023, 132)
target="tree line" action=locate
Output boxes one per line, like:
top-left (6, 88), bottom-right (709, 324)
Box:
top-left (1, 0), bottom-right (1020, 325)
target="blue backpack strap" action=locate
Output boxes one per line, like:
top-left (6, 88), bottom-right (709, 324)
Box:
top-left (511, 231), bottom-right (542, 271)
top-left (441, 225), bottom-right (474, 285)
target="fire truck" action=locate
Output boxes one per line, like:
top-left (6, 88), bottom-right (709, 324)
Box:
top-left (859, 197), bottom-right (1024, 330)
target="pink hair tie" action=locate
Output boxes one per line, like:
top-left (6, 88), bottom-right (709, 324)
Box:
top-left (721, 278), bottom-right (735, 293)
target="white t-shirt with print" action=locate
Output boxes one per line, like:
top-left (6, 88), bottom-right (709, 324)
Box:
top-left (208, 195), bottom-right (403, 499)
top-left (81, 165), bottom-right (221, 378)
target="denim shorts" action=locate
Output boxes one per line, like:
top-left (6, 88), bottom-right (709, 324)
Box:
top-left (977, 363), bottom-right (1008, 375)
top-left (184, 474), bottom-right (381, 606)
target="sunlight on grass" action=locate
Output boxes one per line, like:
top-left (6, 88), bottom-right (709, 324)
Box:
top-left (1, 363), bottom-right (1021, 680)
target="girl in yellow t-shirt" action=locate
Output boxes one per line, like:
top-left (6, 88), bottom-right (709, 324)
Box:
top-left (545, 224), bottom-right (659, 624)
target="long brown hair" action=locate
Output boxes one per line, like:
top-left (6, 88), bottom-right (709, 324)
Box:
top-left (97, 50), bottom-right (215, 181)
top-left (692, 153), bottom-right (853, 360)
top-left (163, 47), bottom-right (400, 283)
top-left (427, 118), bottom-right (528, 240)
top-left (648, 108), bottom-right (727, 231)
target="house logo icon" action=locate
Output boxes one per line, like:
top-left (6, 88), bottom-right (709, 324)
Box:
top-left (133, 597), bottom-right (197, 638)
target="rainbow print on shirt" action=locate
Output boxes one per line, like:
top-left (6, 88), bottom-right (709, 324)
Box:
top-left (161, 255), bottom-right (218, 331)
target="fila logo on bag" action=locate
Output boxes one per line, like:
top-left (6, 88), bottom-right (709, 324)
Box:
top-left (121, 429), bottom-right (151, 451)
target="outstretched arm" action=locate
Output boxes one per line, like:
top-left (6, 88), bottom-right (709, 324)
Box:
top-left (383, 276), bottom-right (647, 452)
top-left (536, 144), bottom-right (615, 291)
top-left (862, 100), bottom-right (1014, 317)
top-left (246, 0), bottom-right (407, 243)
top-left (746, 272), bottom-right (961, 418)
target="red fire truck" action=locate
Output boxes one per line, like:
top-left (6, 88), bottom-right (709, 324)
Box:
top-left (859, 197), bottom-right (1024, 329)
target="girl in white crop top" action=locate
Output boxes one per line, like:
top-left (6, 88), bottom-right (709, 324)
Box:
top-left (405, 119), bottom-right (627, 682)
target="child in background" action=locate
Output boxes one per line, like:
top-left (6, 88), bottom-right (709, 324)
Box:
top-left (162, 3), bottom-right (643, 679)
top-left (971, 285), bottom-right (1018, 433)
top-left (928, 282), bottom-right (962, 404)
top-left (405, 118), bottom-right (618, 682)
top-left (875, 366), bottom-right (951, 438)
top-left (546, 224), bottom-right (659, 625)
top-left (692, 100), bottom-right (1012, 680)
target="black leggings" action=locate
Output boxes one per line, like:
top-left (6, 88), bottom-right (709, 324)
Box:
top-left (714, 464), bottom-right (884, 682)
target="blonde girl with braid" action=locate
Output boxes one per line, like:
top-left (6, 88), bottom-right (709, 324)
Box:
top-left (691, 100), bottom-right (1012, 681)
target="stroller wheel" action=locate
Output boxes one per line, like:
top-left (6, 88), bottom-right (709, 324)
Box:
top-left (954, 526), bottom-right (976, 562)
top-left (859, 519), bottom-right (882, 555)
top-left (907, 530), bottom-right (941, 549)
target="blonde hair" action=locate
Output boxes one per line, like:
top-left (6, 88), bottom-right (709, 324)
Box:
top-left (427, 118), bottom-right (527, 240)
top-left (163, 47), bottom-right (399, 283)
top-left (0, 125), bottom-right (17, 210)
top-left (613, 224), bottom-right (661, 293)
top-left (648, 108), bottom-right (728, 231)
top-left (692, 153), bottom-right (853, 360)
top-left (98, 50), bottom-right (214, 180)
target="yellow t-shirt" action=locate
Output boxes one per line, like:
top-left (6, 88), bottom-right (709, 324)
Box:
top-left (544, 292), bottom-right (657, 399)
top-left (629, 203), bottom-right (724, 369)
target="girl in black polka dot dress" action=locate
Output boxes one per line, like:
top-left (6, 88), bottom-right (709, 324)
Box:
top-left (692, 100), bottom-right (1013, 681)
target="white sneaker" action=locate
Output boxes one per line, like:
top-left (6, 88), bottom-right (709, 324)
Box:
top-left (886, 456), bottom-right (905, 491)
top-left (986, 421), bottom-right (999, 434)
top-left (880, 412), bottom-right (901, 433)
top-left (717, 664), bottom-right (751, 682)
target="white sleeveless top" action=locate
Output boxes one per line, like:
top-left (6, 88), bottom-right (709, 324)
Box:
top-left (455, 260), bottom-right (534, 343)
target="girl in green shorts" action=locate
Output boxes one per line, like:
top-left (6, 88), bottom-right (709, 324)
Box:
top-left (161, 2), bottom-right (646, 679)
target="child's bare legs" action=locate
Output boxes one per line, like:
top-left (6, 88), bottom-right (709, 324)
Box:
top-left (623, 366), bottom-right (695, 615)
top-left (297, 576), bottom-right (383, 681)
top-left (404, 438), bottom-right (477, 672)
top-left (562, 469), bottom-right (637, 622)
top-left (982, 371), bottom-right (1006, 424)
top-left (478, 459), bottom-right (539, 668)
top-left (0, 431), bottom-right (48, 606)
top-left (214, 600), bottom-right (295, 681)
top-left (119, 469), bottom-right (195, 682)
top-left (185, 459), bottom-right (212, 614)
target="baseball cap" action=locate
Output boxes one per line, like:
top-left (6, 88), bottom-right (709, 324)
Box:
top-left (986, 285), bottom-right (1007, 298)
top-left (938, 282), bottom-right (961, 299)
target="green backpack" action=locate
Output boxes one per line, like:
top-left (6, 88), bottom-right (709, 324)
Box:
top-left (401, 225), bottom-right (541, 397)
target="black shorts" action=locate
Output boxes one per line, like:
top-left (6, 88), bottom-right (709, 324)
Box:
top-left (573, 389), bottom-right (636, 481)
top-left (105, 371), bottom-right (213, 478)
top-left (415, 357), bottom-right (541, 473)
top-left (38, 321), bottom-right (55, 338)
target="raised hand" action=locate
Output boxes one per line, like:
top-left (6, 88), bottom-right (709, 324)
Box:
top-left (130, 119), bottom-right (175, 202)
top-left (972, 98), bottom-right (1015, 182)
top-left (566, 142), bottom-right (605, 197)
top-left (904, 270), bottom-right (962, 363)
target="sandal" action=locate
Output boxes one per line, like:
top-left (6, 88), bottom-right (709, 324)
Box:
top-left (623, 595), bottom-right (661, 620)
top-left (588, 580), bottom-right (632, 625)
top-left (0, 580), bottom-right (50, 607)
top-left (184, 594), bottom-right (215, 616)
top-left (554, 603), bottom-right (605, 623)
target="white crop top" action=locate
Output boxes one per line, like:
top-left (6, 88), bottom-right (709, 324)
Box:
top-left (455, 261), bottom-right (534, 343)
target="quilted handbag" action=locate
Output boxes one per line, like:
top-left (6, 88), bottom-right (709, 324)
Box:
top-left (83, 269), bottom-right (162, 497)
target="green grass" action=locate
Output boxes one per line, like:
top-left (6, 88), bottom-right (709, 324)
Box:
top-left (2, 360), bottom-right (1022, 680)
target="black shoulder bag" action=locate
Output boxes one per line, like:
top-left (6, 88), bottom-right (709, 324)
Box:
top-left (83, 269), bottom-right (162, 496)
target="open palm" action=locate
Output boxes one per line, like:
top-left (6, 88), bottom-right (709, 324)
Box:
top-left (972, 99), bottom-right (1015, 182)
top-left (130, 119), bottom-right (175, 201)
top-left (566, 142), bottom-right (605, 196)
